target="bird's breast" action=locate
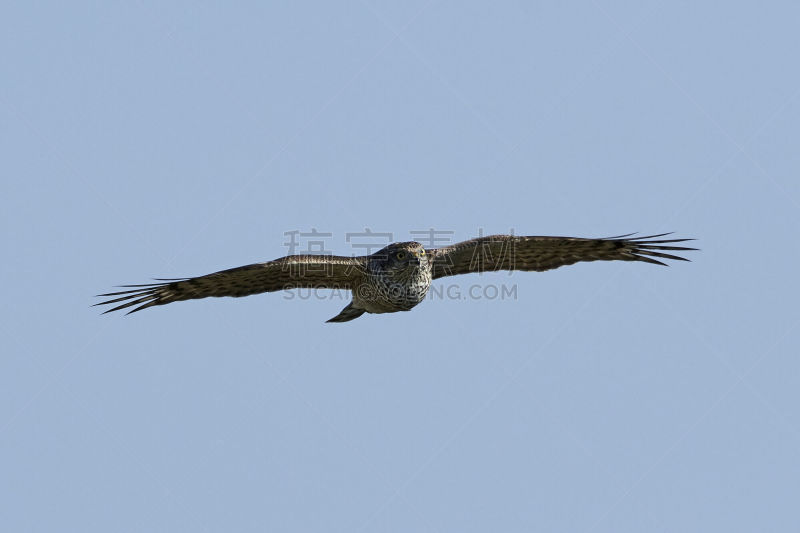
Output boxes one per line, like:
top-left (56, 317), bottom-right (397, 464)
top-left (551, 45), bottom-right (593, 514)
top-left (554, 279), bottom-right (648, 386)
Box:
top-left (357, 267), bottom-right (432, 313)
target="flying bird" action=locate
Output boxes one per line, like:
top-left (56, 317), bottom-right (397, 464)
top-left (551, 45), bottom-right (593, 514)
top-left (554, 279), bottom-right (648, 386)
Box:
top-left (96, 233), bottom-right (696, 322)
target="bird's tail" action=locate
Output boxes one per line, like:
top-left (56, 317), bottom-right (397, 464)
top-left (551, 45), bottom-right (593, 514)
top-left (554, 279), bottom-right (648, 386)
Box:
top-left (326, 302), bottom-right (366, 323)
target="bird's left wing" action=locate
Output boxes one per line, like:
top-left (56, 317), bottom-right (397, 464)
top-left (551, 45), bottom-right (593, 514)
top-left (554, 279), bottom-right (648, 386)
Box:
top-left (428, 233), bottom-right (696, 280)
top-left (96, 254), bottom-right (364, 314)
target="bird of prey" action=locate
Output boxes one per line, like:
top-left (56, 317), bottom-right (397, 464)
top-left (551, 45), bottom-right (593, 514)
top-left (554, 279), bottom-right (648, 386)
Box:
top-left (96, 233), bottom-right (696, 322)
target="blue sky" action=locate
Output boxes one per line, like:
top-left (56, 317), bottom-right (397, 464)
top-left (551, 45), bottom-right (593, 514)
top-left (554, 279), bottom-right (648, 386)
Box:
top-left (2, 1), bottom-right (799, 531)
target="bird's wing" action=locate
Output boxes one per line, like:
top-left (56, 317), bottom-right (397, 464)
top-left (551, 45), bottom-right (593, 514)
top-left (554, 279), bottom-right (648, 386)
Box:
top-left (428, 233), bottom-right (696, 280)
top-left (95, 255), bottom-right (365, 314)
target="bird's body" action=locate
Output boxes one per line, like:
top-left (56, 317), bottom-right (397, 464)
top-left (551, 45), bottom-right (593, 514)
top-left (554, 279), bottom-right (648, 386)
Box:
top-left (96, 233), bottom-right (696, 322)
top-left (354, 242), bottom-right (431, 314)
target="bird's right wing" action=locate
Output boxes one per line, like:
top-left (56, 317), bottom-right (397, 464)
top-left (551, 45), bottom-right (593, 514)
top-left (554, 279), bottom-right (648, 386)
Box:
top-left (95, 255), bottom-right (365, 314)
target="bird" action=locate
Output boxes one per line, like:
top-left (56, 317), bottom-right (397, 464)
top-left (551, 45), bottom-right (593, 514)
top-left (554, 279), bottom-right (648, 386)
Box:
top-left (95, 233), bottom-right (696, 323)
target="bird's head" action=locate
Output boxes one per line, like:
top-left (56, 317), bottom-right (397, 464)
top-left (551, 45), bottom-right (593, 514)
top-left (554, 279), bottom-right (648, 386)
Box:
top-left (370, 241), bottom-right (429, 278)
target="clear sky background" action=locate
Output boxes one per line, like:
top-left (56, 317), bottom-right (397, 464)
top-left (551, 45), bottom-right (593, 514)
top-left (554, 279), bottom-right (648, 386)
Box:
top-left (2, 2), bottom-right (799, 532)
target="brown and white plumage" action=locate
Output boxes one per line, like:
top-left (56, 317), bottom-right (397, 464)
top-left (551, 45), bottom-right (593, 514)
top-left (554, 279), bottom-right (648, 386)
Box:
top-left (96, 255), bottom-right (365, 315)
top-left (96, 232), bottom-right (696, 322)
top-left (428, 233), bottom-right (694, 278)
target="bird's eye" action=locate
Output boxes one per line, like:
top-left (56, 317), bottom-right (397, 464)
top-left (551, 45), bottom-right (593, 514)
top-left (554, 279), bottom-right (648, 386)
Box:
top-left (419, 249), bottom-right (425, 255)
top-left (396, 251), bottom-right (406, 260)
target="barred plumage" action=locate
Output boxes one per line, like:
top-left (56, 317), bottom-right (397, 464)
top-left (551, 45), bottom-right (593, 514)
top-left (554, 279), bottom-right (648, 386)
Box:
top-left (96, 232), bottom-right (696, 322)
